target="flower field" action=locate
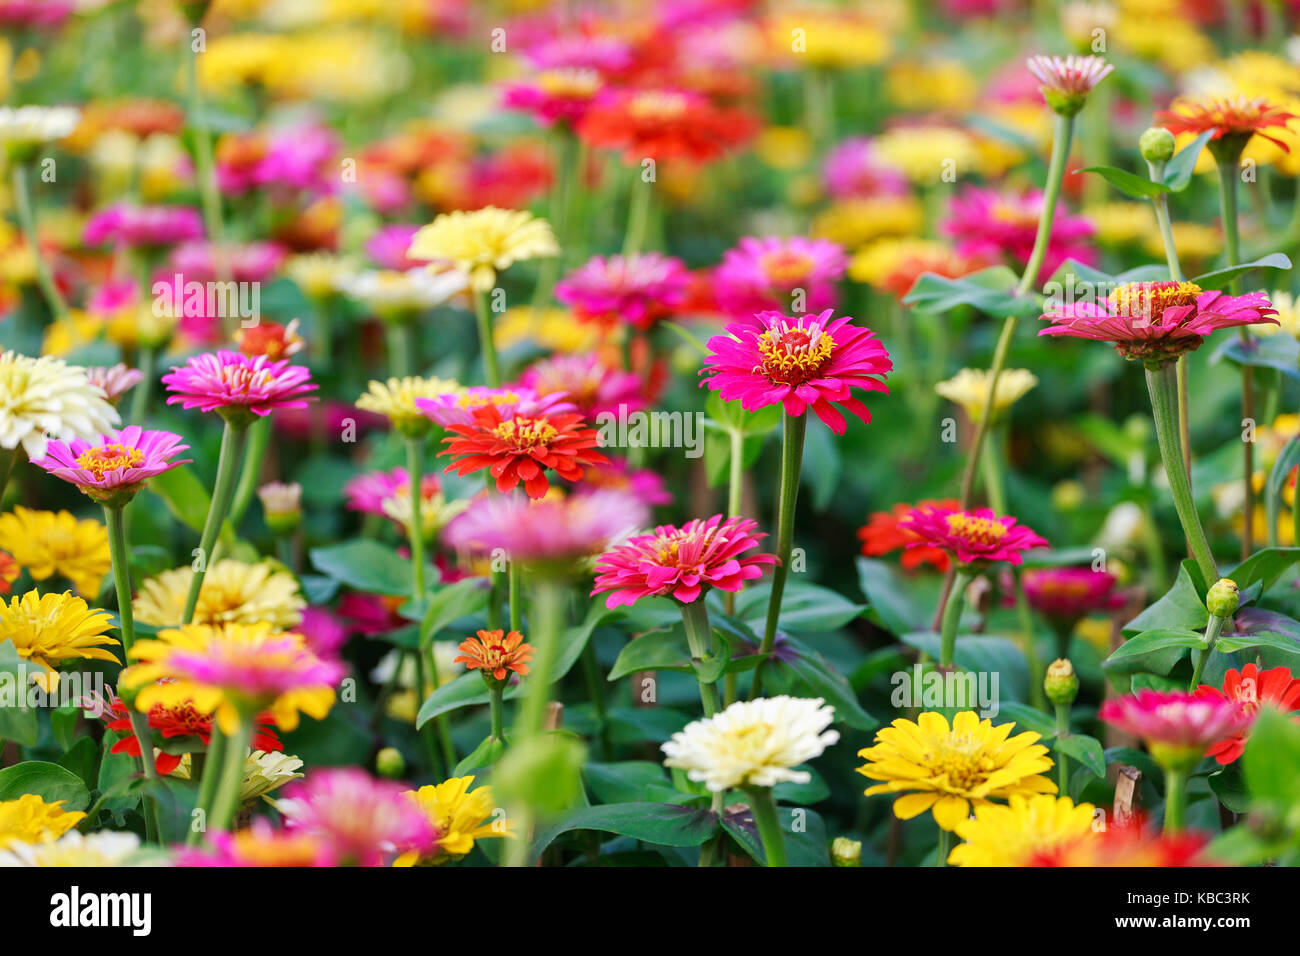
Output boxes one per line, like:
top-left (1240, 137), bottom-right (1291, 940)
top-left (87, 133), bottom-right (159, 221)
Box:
top-left (2, 0), bottom-right (1300, 887)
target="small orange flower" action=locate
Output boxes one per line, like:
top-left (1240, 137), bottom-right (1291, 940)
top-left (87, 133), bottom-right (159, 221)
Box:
top-left (0, 552), bottom-right (17, 594)
top-left (454, 629), bottom-right (534, 682)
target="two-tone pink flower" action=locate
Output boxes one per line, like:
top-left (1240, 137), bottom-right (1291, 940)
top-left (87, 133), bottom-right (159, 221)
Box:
top-left (162, 350), bottom-right (317, 424)
top-left (1099, 691), bottom-right (1252, 769)
top-left (33, 425), bottom-right (190, 505)
top-left (899, 504), bottom-right (1047, 568)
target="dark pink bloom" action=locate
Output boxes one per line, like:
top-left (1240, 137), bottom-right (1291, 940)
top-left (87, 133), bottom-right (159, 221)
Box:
top-left (173, 818), bottom-right (337, 867)
top-left (899, 504), bottom-right (1047, 567)
top-left (33, 426), bottom-right (190, 503)
top-left (298, 606), bottom-right (349, 659)
top-left (518, 352), bottom-right (644, 419)
top-left (503, 67), bottom-right (604, 127)
top-left (944, 185), bottom-right (1095, 283)
top-left (162, 350), bottom-right (317, 419)
top-left (1039, 281), bottom-right (1278, 366)
top-left (1022, 566), bottom-right (1122, 620)
top-left (169, 240), bottom-right (286, 283)
top-left (822, 138), bottom-right (909, 200)
top-left (555, 252), bottom-right (690, 330)
top-left (366, 224), bottom-right (430, 270)
top-left (343, 466), bottom-right (441, 521)
top-left (164, 631), bottom-right (344, 699)
top-left (578, 457), bottom-right (673, 506)
top-left (591, 514), bottom-right (776, 607)
top-left (0, 0), bottom-right (75, 29)
top-left (699, 309), bottom-right (892, 434)
top-left (1099, 691), bottom-right (1252, 766)
top-left (83, 203), bottom-right (204, 249)
top-left (444, 489), bottom-right (646, 564)
top-left (278, 769), bottom-right (436, 867)
top-left (713, 236), bottom-right (848, 320)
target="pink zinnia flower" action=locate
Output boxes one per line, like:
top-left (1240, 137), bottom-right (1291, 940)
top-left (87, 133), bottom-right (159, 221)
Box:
top-left (1022, 566), bottom-right (1122, 621)
top-left (518, 352), bottom-right (644, 419)
top-left (578, 457), bottom-right (673, 506)
top-left (554, 252), bottom-right (690, 330)
top-left (822, 138), bottom-right (909, 200)
top-left (160, 629), bottom-right (345, 700)
top-left (944, 185), bottom-right (1094, 283)
top-left (415, 385), bottom-right (574, 429)
top-left (297, 606), bottom-right (349, 659)
top-left (1039, 281), bottom-right (1278, 366)
top-left (503, 67), bottom-right (604, 127)
top-left (169, 240), bottom-right (286, 283)
top-left (366, 224), bottom-right (432, 270)
top-left (84, 364), bottom-right (143, 404)
top-left (1026, 54), bottom-right (1114, 114)
top-left (174, 818), bottom-right (337, 867)
top-left (0, 1), bottom-right (75, 29)
top-left (444, 489), bottom-right (647, 565)
top-left (83, 203), bottom-right (205, 249)
top-left (713, 236), bottom-right (848, 320)
top-left (1099, 691), bottom-right (1252, 768)
top-left (899, 504), bottom-right (1047, 567)
top-left (277, 769), bottom-right (437, 867)
top-left (162, 350), bottom-right (317, 421)
top-left (699, 309), bottom-right (892, 434)
top-left (591, 514), bottom-right (776, 608)
top-left (33, 426), bottom-right (191, 504)
top-left (343, 467), bottom-right (442, 527)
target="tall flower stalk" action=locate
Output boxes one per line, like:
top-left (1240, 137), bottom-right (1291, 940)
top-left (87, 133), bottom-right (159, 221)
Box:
top-left (182, 420), bottom-right (248, 624)
top-left (752, 409), bottom-right (806, 697)
top-left (11, 162), bottom-right (69, 320)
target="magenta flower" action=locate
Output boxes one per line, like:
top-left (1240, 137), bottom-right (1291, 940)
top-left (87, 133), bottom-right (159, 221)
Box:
top-left (899, 504), bottom-right (1047, 567)
top-left (944, 185), bottom-right (1095, 283)
top-left (162, 350), bottom-right (317, 422)
top-left (554, 252), bottom-right (690, 330)
top-left (83, 203), bottom-right (204, 249)
top-left (444, 489), bottom-right (647, 566)
top-left (713, 236), bottom-right (848, 320)
top-left (343, 467), bottom-right (442, 524)
top-left (0, 1), bottom-right (75, 30)
top-left (33, 426), bottom-right (191, 505)
top-left (366, 224), bottom-right (431, 270)
top-left (579, 457), bottom-right (673, 506)
top-left (416, 385), bottom-right (574, 429)
top-left (1099, 691), bottom-right (1252, 768)
top-left (297, 606), bottom-right (349, 659)
top-left (591, 514), bottom-right (777, 608)
top-left (699, 309), bottom-right (892, 434)
top-left (518, 352), bottom-right (645, 419)
top-left (277, 769), bottom-right (437, 867)
top-left (1022, 566), bottom-right (1122, 621)
top-left (503, 67), bottom-right (604, 127)
top-left (822, 137), bottom-right (909, 200)
top-left (173, 818), bottom-right (337, 867)
top-left (169, 240), bottom-right (286, 283)
top-left (1038, 281), bottom-right (1278, 366)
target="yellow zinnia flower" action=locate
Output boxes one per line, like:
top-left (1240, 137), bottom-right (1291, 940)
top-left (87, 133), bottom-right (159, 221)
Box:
top-left (872, 126), bottom-right (979, 186)
top-left (812, 196), bottom-right (924, 249)
top-left (0, 589), bottom-right (120, 686)
top-left (948, 793), bottom-right (1097, 866)
top-left (395, 775), bottom-right (513, 865)
top-left (0, 507), bottom-right (111, 598)
top-left (134, 559), bottom-right (305, 630)
top-left (935, 368), bottom-right (1038, 424)
top-left (121, 622), bottom-right (338, 735)
top-left (856, 710), bottom-right (1057, 830)
top-left (0, 795), bottom-right (85, 849)
top-left (492, 306), bottom-right (606, 354)
top-left (408, 207), bottom-right (559, 293)
top-left (356, 376), bottom-right (461, 436)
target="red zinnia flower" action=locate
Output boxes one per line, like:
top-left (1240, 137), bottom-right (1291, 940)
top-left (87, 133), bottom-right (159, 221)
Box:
top-left (0, 551), bottom-right (19, 594)
top-left (577, 87), bottom-right (757, 165)
top-left (1195, 663), bottom-right (1300, 765)
top-left (857, 500), bottom-right (958, 573)
top-left (1157, 95), bottom-right (1298, 152)
top-left (440, 405), bottom-right (608, 498)
top-left (102, 694), bottom-right (281, 775)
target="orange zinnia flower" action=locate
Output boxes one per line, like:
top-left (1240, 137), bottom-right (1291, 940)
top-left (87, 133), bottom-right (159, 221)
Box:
top-left (454, 629), bottom-right (534, 682)
top-left (857, 499), bottom-right (958, 573)
top-left (1157, 95), bottom-right (1298, 152)
top-left (0, 551), bottom-right (17, 594)
top-left (440, 405), bottom-right (608, 499)
top-left (577, 88), bottom-right (757, 166)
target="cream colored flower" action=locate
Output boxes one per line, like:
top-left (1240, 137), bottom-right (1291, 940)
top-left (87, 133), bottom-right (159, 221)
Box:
top-left (0, 351), bottom-right (119, 458)
top-left (408, 207), bottom-right (559, 293)
top-left (336, 267), bottom-right (468, 317)
top-left (661, 696), bottom-right (839, 792)
top-left (134, 559), bottom-right (305, 629)
top-left (936, 367), bottom-right (1038, 424)
top-left (0, 830), bottom-right (145, 867)
top-left (285, 252), bottom-right (356, 299)
top-left (1255, 290), bottom-right (1300, 339)
top-left (381, 484), bottom-right (468, 540)
top-left (256, 481), bottom-right (302, 518)
top-left (356, 376), bottom-right (461, 435)
top-left (171, 749), bottom-right (304, 803)
top-left (0, 106), bottom-right (80, 152)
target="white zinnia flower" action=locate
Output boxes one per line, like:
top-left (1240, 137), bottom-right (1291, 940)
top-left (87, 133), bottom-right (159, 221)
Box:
top-left (335, 267), bottom-right (468, 315)
top-left (0, 830), bottom-right (145, 867)
top-left (0, 350), bottom-right (120, 458)
top-left (662, 696), bottom-right (839, 792)
top-left (0, 106), bottom-right (81, 149)
top-left (170, 749), bottom-right (304, 802)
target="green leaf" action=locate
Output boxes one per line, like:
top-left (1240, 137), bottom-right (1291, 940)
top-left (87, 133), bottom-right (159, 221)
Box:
top-left (583, 761), bottom-right (684, 805)
top-left (1208, 764), bottom-right (1251, 814)
top-left (1266, 437), bottom-right (1300, 537)
top-left (309, 540), bottom-right (412, 596)
top-left (1075, 165), bottom-right (1171, 199)
top-left (414, 578), bottom-right (489, 648)
top-left (784, 636), bottom-right (878, 730)
top-left (1242, 707), bottom-right (1300, 805)
top-left (607, 627), bottom-right (694, 681)
top-left (1215, 630), bottom-right (1300, 660)
top-left (900, 632), bottom-right (1030, 703)
top-left (1192, 253), bottom-right (1293, 291)
top-left (0, 643), bottom-right (38, 746)
top-left (1226, 547), bottom-right (1300, 594)
top-left (529, 802), bottom-right (718, 861)
top-left (994, 701), bottom-right (1057, 737)
top-left (1103, 628), bottom-right (1205, 675)
top-left (1161, 129), bottom-right (1215, 191)
top-left (734, 579), bottom-right (866, 634)
top-left (416, 671), bottom-right (522, 727)
top-left (145, 465), bottom-right (211, 533)
top-left (453, 736), bottom-right (505, 776)
top-left (1122, 560), bottom-right (1208, 638)
top-left (1053, 733), bottom-right (1106, 779)
top-left (0, 761), bottom-right (91, 810)
top-left (856, 558), bottom-right (927, 637)
top-left (722, 803), bottom-right (830, 867)
top-left (902, 266), bottom-right (1039, 318)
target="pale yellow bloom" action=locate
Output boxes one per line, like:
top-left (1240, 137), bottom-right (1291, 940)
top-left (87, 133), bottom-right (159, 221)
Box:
top-left (0, 507), bottom-right (111, 598)
top-left (408, 207), bottom-right (559, 293)
top-left (134, 559), bottom-right (305, 629)
top-left (936, 368), bottom-right (1038, 424)
top-left (812, 196), bottom-right (924, 249)
top-left (356, 376), bottom-right (460, 435)
top-left (873, 126), bottom-right (979, 186)
top-left (0, 830), bottom-right (145, 866)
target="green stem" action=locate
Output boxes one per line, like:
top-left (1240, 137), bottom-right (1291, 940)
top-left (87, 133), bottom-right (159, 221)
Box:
top-left (514, 579), bottom-right (565, 740)
top-left (489, 683), bottom-right (505, 742)
top-left (182, 421), bottom-right (249, 625)
top-left (751, 410), bottom-right (807, 698)
top-left (723, 425), bottom-right (744, 706)
top-left (11, 162), bottom-right (68, 320)
top-left (1145, 363), bottom-right (1218, 585)
top-left (679, 598), bottom-right (721, 716)
top-left (1055, 702), bottom-right (1070, 792)
top-left (207, 717), bottom-right (252, 832)
top-left (0, 446), bottom-right (18, 504)
top-left (1189, 614), bottom-right (1225, 690)
top-left (227, 415), bottom-right (270, 530)
top-left (958, 113), bottom-right (1074, 509)
top-left (745, 786), bottom-right (787, 867)
top-left (1147, 160), bottom-right (1193, 479)
top-left (385, 322), bottom-right (413, 378)
top-left (622, 177), bottom-right (653, 258)
top-left (406, 437), bottom-right (426, 599)
top-left (579, 641), bottom-right (609, 759)
top-left (127, 346), bottom-right (156, 425)
top-left (187, 39), bottom-right (227, 286)
top-left (473, 289), bottom-right (500, 387)
top-left (186, 727), bottom-right (224, 846)
top-left (935, 827), bottom-right (951, 867)
top-left (939, 570), bottom-right (972, 670)
top-left (1163, 766), bottom-right (1186, 834)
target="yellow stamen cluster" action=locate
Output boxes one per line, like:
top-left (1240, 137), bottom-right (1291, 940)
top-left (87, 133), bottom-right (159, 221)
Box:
top-left (537, 68), bottom-right (601, 99)
top-left (756, 324), bottom-right (836, 385)
top-left (1107, 281), bottom-right (1202, 319)
top-left (945, 512), bottom-right (1008, 546)
top-left (74, 443), bottom-right (144, 479)
top-left (492, 417), bottom-right (558, 450)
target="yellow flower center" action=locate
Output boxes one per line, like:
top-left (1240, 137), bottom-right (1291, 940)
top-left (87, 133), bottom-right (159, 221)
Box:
top-left (756, 322), bottom-right (836, 385)
top-left (1107, 281), bottom-right (1202, 318)
top-left (629, 91), bottom-right (689, 120)
top-left (537, 68), bottom-right (601, 99)
top-left (945, 512), bottom-right (1008, 546)
top-left (492, 417), bottom-right (558, 450)
top-left (930, 734), bottom-right (996, 790)
top-left (74, 444), bottom-right (145, 480)
top-left (760, 249), bottom-right (815, 285)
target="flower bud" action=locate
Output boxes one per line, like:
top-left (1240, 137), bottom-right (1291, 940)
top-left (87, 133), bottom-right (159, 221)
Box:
top-left (375, 746), bottom-right (405, 779)
top-left (831, 836), bottom-right (862, 867)
top-left (1138, 127), bottom-right (1176, 163)
top-left (1044, 658), bottom-right (1080, 707)
top-left (258, 481), bottom-right (303, 534)
top-left (1206, 578), bottom-right (1240, 618)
